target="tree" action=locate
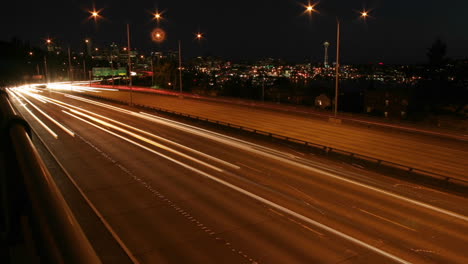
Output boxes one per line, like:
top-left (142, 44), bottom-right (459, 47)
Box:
top-left (427, 38), bottom-right (447, 67)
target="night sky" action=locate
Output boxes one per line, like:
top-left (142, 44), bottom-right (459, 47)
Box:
top-left (2, 1), bottom-right (467, 63)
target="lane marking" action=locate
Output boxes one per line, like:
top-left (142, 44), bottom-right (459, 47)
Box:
top-left (64, 111), bottom-right (259, 262)
top-left (22, 104), bottom-right (58, 139)
top-left (268, 208), bottom-right (286, 219)
top-left (68, 109), bottom-right (224, 173)
top-left (236, 162), bottom-right (264, 174)
top-left (29, 128), bottom-right (141, 264)
top-left (285, 184), bottom-right (326, 215)
top-left (30, 93), bottom-right (239, 170)
top-left (287, 217), bottom-right (324, 236)
top-left (63, 110), bottom-right (224, 174)
top-left (14, 91), bottom-right (75, 137)
top-left (48, 93), bottom-right (467, 223)
top-left (40, 93), bottom-right (468, 222)
top-left (270, 207), bottom-right (325, 236)
top-left (359, 209), bottom-right (417, 232)
top-left (5, 89), bottom-right (19, 114)
top-left (64, 109), bottom-right (412, 263)
top-left (137, 112), bottom-right (468, 223)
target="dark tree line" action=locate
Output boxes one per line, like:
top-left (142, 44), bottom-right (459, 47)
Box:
top-left (408, 38), bottom-right (467, 119)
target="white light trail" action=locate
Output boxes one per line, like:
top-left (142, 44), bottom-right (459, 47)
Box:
top-left (63, 110), bottom-right (224, 174)
top-left (33, 94), bottom-right (239, 170)
top-left (35, 92), bottom-right (468, 222)
top-left (5, 89), bottom-right (19, 114)
top-left (22, 105), bottom-right (58, 139)
top-left (22, 90), bottom-right (48, 103)
top-left (137, 112), bottom-right (468, 223)
top-left (68, 108), bottom-right (224, 173)
top-left (63, 111), bottom-right (411, 264)
top-left (13, 91), bottom-right (75, 137)
top-left (46, 82), bottom-right (118, 92)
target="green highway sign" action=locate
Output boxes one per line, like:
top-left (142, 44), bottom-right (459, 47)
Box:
top-left (92, 67), bottom-right (127, 77)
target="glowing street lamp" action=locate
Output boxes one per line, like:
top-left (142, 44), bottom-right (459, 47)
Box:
top-left (151, 28), bottom-right (166, 43)
top-left (304, 3), bottom-right (371, 118)
top-left (153, 10), bottom-right (164, 26)
top-left (304, 1), bottom-right (318, 15)
top-left (154, 12), bottom-right (162, 21)
top-left (89, 9), bottom-right (102, 21)
top-left (86, 5), bottom-right (104, 23)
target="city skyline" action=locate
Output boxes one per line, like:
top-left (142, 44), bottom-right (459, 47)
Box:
top-left (2, 0), bottom-right (467, 63)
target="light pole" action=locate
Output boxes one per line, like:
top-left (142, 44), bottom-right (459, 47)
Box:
top-left (44, 39), bottom-right (52, 84)
top-left (44, 56), bottom-right (49, 84)
top-left (305, 3), bottom-right (370, 118)
top-left (151, 11), bottom-right (165, 89)
top-left (68, 46), bottom-right (73, 90)
top-left (127, 23), bottom-right (133, 106)
top-left (178, 40), bottom-right (183, 93)
top-left (150, 54), bottom-right (154, 87)
top-left (334, 19), bottom-right (340, 117)
top-left (83, 55), bottom-right (87, 80)
top-left (153, 10), bottom-right (163, 25)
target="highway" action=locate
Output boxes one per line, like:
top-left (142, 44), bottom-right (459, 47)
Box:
top-left (7, 86), bottom-right (468, 264)
top-left (59, 84), bottom-right (468, 182)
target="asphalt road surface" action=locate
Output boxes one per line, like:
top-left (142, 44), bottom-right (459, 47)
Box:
top-left (7, 86), bottom-right (468, 264)
top-left (64, 84), bottom-right (467, 182)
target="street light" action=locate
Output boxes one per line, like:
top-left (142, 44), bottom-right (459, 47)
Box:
top-left (89, 9), bottom-right (102, 22)
top-left (153, 10), bottom-right (164, 28)
top-left (305, 3), bottom-right (370, 118)
top-left (154, 12), bottom-right (163, 21)
top-left (127, 23), bottom-right (133, 105)
top-left (43, 39), bottom-right (52, 83)
top-left (304, 1), bottom-right (318, 14)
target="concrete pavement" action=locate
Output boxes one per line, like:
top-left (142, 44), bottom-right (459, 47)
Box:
top-left (74, 88), bottom-right (467, 183)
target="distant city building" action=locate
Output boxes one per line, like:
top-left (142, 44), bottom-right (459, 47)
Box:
top-left (323, 41), bottom-right (330, 68)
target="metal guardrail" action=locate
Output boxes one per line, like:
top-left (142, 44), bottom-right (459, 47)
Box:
top-left (0, 90), bottom-right (101, 263)
top-left (84, 84), bottom-right (467, 141)
top-left (81, 93), bottom-right (468, 187)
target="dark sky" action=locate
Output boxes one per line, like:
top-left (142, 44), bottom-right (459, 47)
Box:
top-left (2, 1), bottom-right (467, 63)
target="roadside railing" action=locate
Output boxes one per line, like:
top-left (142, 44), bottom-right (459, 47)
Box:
top-left (0, 89), bottom-right (101, 264)
top-left (81, 92), bottom-right (468, 187)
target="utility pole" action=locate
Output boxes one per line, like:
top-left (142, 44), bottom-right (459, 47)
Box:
top-left (127, 23), bottom-right (133, 105)
top-left (262, 77), bottom-right (265, 102)
top-left (44, 56), bottom-right (49, 84)
top-left (150, 54), bottom-right (154, 87)
top-left (334, 19), bottom-right (340, 118)
top-left (178, 40), bottom-right (183, 94)
top-left (68, 46), bottom-right (73, 90)
top-left (83, 57), bottom-right (87, 80)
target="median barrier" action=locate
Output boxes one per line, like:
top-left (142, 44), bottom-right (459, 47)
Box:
top-left (76, 92), bottom-right (468, 188)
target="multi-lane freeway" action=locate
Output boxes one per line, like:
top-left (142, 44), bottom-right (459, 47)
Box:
top-left (7, 86), bottom-right (468, 264)
top-left (54, 84), bottom-right (468, 182)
